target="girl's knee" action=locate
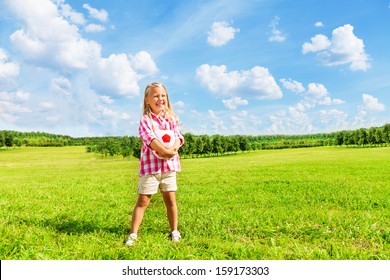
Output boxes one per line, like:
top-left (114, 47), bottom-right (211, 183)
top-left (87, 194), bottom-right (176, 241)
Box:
top-left (136, 195), bottom-right (151, 208)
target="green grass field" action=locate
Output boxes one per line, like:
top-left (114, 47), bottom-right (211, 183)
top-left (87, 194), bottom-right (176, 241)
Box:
top-left (1, 146), bottom-right (389, 260)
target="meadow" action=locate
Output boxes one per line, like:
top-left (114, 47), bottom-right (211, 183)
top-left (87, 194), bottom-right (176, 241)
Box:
top-left (0, 146), bottom-right (389, 260)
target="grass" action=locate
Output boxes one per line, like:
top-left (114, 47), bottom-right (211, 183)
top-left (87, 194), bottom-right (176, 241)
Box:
top-left (0, 146), bottom-right (389, 260)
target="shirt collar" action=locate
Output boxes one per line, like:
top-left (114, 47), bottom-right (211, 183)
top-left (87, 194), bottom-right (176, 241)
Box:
top-left (151, 111), bottom-right (166, 120)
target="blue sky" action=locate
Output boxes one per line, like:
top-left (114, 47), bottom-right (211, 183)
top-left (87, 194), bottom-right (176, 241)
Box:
top-left (0, 0), bottom-right (389, 137)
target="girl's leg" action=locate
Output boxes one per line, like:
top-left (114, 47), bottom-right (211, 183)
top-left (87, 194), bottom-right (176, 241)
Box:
top-left (162, 191), bottom-right (178, 232)
top-left (130, 194), bottom-right (152, 234)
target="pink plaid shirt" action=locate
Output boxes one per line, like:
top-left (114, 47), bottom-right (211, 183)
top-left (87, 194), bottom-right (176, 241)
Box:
top-left (138, 113), bottom-right (184, 176)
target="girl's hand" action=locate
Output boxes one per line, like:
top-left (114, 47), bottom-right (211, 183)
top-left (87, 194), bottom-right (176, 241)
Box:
top-left (161, 147), bottom-right (178, 158)
top-left (150, 138), bottom-right (178, 159)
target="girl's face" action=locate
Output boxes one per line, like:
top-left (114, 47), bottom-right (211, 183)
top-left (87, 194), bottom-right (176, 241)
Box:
top-left (146, 86), bottom-right (167, 116)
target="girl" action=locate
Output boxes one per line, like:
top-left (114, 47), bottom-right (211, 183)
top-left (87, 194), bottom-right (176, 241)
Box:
top-left (126, 82), bottom-right (184, 246)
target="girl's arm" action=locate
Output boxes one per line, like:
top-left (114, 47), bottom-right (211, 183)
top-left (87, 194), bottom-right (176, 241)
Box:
top-left (149, 139), bottom-right (177, 159)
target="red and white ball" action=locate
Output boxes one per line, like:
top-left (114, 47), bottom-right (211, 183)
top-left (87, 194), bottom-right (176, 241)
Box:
top-left (152, 129), bottom-right (175, 159)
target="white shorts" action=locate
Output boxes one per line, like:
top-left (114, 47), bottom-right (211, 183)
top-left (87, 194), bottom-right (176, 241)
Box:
top-left (137, 172), bottom-right (177, 195)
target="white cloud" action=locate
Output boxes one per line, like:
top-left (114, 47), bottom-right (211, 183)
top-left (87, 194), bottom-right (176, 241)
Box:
top-left (174, 101), bottom-right (185, 108)
top-left (269, 108), bottom-right (313, 135)
top-left (6, 0), bottom-right (158, 99)
top-left (90, 54), bottom-right (139, 97)
top-left (230, 110), bottom-right (262, 134)
top-left (320, 109), bottom-right (348, 125)
top-left (319, 97), bottom-right (345, 106)
top-left (268, 81), bottom-right (346, 134)
top-left (83, 3), bottom-right (108, 22)
top-left (100, 96), bottom-right (114, 105)
top-left (0, 49), bottom-right (20, 79)
top-left (0, 90), bottom-right (32, 123)
top-left (40, 101), bottom-right (55, 109)
top-left (303, 83), bottom-right (345, 107)
top-left (85, 24), bottom-right (105, 32)
top-left (268, 16), bottom-right (286, 42)
top-left (2, 0), bottom-right (159, 135)
top-left (315, 21), bottom-right (324, 27)
top-left (280, 78), bottom-right (305, 93)
top-left (51, 77), bottom-right (72, 97)
top-left (207, 21), bottom-right (240, 47)
top-left (355, 94), bottom-right (386, 128)
top-left (302, 34), bottom-right (331, 54)
top-left (129, 51), bottom-right (159, 77)
top-left (89, 51), bottom-right (158, 98)
top-left (302, 24), bottom-right (370, 71)
top-left (195, 64), bottom-right (282, 100)
top-left (231, 110), bottom-right (248, 123)
top-left (181, 108), bottom-right (264, 136)
top-left (0, 101), bottom-right (31, 113)
top-left (0, 90), bottom-right (30, 102)
top-left (306, 83), bottom-right (328, 99)
top-left (319, 109), bottom-right (350, 132)
top-left (361, 93), bottom-right (385, 112)
top-left (7, 0), bottom-right (102, 70)
top-left (208, 109), bottom-right (227, 133)
top-left (59, 3), bottom-right (86, 25)
top-left (222, 97), bottom-right (248, 110)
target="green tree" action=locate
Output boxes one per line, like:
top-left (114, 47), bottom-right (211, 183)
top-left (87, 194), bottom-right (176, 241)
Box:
top-left (201, 135), bottom-right (212, 155)
top-left (182, 133), bottom-right (196, 157)
top-left (195, 137), bottom-right (204, 156)
top-left (335, 131), bottom-right (344, 145)
top-left (0, 132), bottom-right (4, 147)
top-left (132, 137), bottom-right (142, 159)
top-left (358, 128), bottom-right (367, 146)
top-left (367, 129), bottom-right (375, 145)
top-left (239, 136), bottom-right (250, 151)
top-left (5, 132), bottom-right (14, 147)
top-left (212, 135), bottom-right (223, 155)
top-left (382, 124), bottom-right (390, 144)
top-left (374, 128), bottom-right (383, 145)
top-left (120, 136), bottom-right (133, 158)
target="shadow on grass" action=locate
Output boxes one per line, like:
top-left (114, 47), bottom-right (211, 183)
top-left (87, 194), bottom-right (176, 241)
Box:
top-left (50, 219), bottom-right (125, 235)
top-left (29, 216), bottom-right (129, 236)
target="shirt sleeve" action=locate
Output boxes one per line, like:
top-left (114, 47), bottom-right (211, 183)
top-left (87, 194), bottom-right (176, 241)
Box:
top-left (138, 115), bottom-right (157, 146)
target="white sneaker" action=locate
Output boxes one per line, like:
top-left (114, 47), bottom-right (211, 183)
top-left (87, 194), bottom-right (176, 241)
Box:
top-left (171, 230), bottom-right (181, 242)
top-left (125, 233), bottom-right (138, 246)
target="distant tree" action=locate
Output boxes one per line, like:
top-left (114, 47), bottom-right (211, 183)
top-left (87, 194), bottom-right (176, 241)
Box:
top-left (201, 135), bottom-right (212, 155)
top-left (335, 131), bottom-right (344, 145)
top-left (5, 132), bottom-right (13, 147)
top-left (374, 128), bottom-right (383, 145)
top-left (0, 132), bottom-right (4, 147)
top-left (358, 128), bottom-right (368, 146)
top-left (228, 136), bottom-right (239, 153)
top-left (182, 133), bottom-right (196, 156)
top-left (98, 139), bottom-right (119, 157)
top-left (383, 124), bottom-right (390, 144)
top-left (120, 136), bottom-right (132, 158)
top-left (220, 136), bottom-right (229, 154)
top-left (195, 137), bottom-right (204, 156)
top-left (239, 135), bottom-right (250, 152)
top-left (131, 137), bottom-right (142, 159)
top-left (212, 135), bottom-right (223, 155)
top-left (367, 129), bottom-right (376, 145)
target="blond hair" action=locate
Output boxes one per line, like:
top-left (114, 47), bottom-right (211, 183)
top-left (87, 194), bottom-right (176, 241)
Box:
top-left (142, 82), bottom-right (178, 121)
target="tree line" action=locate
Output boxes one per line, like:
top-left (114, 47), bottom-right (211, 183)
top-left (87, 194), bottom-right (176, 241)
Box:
top-left (1, 123), bottom-right (389, 158)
